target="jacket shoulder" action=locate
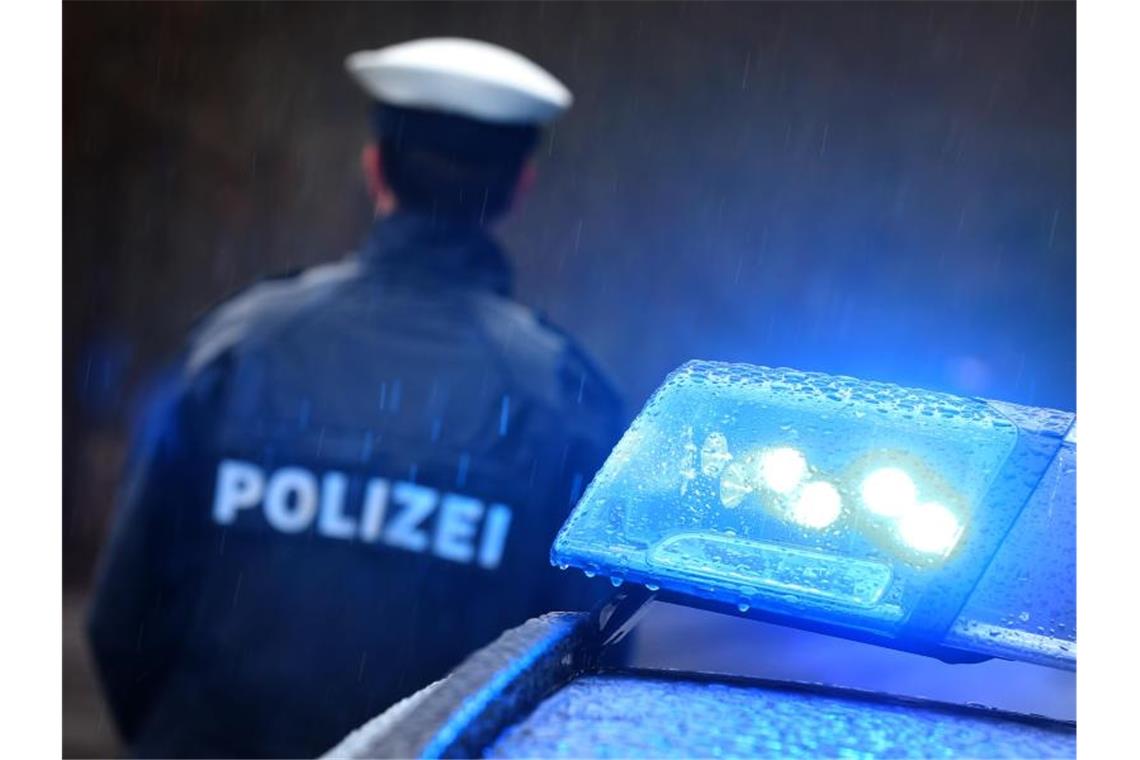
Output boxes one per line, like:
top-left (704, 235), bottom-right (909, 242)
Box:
top-left (540, 313), bottom-right (624, 421)
top-left (471, 294), bottom-right (624, 435)
top-left (183, 257), bottom-right (362, 377)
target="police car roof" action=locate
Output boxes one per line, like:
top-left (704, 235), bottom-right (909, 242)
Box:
top-left (345, 37), bottom-right (572, 125)
top-left (325, 613), bottom-right (1076, 759)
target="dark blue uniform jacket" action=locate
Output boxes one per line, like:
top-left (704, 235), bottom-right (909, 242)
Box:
top-left (87, 212), bottom-right (624, 758)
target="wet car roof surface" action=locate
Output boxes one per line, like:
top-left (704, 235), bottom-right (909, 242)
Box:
top-left (487, 673), bottom-right (1075, 759)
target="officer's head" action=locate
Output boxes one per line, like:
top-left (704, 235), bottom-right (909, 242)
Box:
top-left (347, 38), bottom-right (572, 226)
top-left (360, 104), bottom-right (540, 224)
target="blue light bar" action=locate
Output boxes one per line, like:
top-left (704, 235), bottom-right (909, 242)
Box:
top-left (551, 362), bottom-right (1075, 669)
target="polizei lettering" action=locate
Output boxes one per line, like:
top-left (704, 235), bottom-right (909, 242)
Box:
top-left (211, 459), bottom-right (512, 569)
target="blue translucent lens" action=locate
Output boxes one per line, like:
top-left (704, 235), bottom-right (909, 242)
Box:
top-left (551, 362), bottom-right (1075, 668)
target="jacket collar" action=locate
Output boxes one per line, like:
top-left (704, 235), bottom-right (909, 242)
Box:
top-left (360, 211), bottom-right (513, 297)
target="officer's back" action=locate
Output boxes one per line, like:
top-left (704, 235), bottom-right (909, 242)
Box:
top-left (87, 39), bottom-right (622, 758)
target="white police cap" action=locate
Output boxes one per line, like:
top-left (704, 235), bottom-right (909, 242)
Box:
top-left (346, 38), bottom-right (572, 126)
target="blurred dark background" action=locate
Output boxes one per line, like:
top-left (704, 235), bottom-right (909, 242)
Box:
top-left (63, 2), bottom-right (1074, 756)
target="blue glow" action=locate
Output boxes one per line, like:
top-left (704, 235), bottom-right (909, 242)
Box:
top-left (790, 481), bottom-right (842, 529)
top-left (758, 447), bottom-right (808, 494)
top-left (897, 501), bottom-right (962, 557)
top-left (551, 361), bottom-right (1076, 668)
top-left (861, 467), bottom-right (918, 518)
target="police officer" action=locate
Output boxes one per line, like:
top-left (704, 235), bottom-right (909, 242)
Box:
top-left (88, 38), bottom-right (623, 758)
